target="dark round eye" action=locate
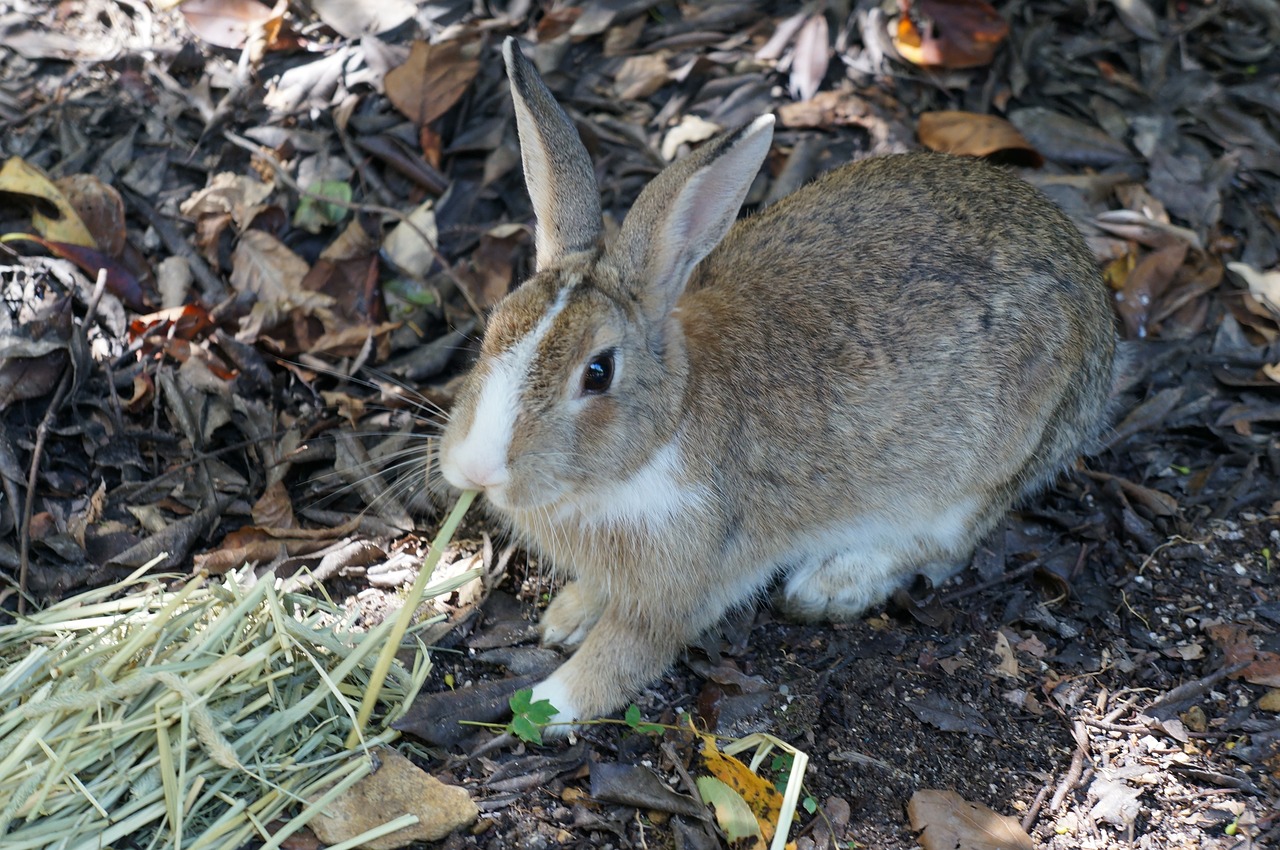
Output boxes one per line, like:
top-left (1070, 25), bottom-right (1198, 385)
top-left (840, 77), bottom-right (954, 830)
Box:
top-left (582, 350), bottom-right (615, 395)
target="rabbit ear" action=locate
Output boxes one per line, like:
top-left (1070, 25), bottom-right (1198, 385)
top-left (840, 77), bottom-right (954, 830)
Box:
top-left (504, 38), bottom-right (602, 269)
top-left (609, 115), bottom-right (774, 319)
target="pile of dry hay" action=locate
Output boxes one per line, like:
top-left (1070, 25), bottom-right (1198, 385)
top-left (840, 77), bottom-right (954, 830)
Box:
top-left (0, 543), bottom-right (475, 850)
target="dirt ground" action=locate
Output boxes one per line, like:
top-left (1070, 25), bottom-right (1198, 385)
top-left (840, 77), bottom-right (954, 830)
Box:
top-left (2, 1), bottom-right (1280, 848)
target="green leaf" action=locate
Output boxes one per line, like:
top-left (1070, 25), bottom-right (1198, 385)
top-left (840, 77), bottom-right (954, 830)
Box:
top-left (509, 688), bottom-right (533, 715)
top-left (623, 704), bottom-right (662, 734)
top-left (293, 179), bottom-right (352, 233)
top-left (524, 697), bottom-right (558, 726)
top-left (803, 795), bottom-right (818, 814)
top-left (510, 714), bottom-right (544, 745)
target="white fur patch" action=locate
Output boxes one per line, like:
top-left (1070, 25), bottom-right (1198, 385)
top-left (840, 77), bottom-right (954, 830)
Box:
top-left (555, 438), bottom-right (708, 531)
top-left (781, 495), bottom-right (982, 618)
top-left (442, 288), bottom-right (572, 496)
top-left (530, 668), bottom-right (583, 732)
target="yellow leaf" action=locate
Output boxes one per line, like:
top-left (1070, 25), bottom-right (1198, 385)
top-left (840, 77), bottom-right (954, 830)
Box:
top-left (700, 735), bottom-right (783, 842)
top-left (0, 157), bottom-right (96, 247)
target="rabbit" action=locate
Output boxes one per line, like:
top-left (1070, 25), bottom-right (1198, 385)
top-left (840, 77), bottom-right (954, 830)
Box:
top-left (437, 37), bottom-right (1117, 731)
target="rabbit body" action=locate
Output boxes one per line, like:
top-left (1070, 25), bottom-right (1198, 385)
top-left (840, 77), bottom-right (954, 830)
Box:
top-left (439, 40), bottom-right (1116, 728)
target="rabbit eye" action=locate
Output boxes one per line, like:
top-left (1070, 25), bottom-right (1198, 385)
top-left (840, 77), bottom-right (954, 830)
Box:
top-left (582, 350), bottom-right (615, 395)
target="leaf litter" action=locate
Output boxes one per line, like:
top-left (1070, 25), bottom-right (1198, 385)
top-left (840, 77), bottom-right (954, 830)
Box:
top-left (1, 0), bottom-right (1279, 848)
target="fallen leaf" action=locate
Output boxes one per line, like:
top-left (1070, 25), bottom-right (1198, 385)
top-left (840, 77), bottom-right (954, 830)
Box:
top-left (590, 763), bottom-right (705, 817)
top-left (701, 736), bottom-right (783, 843)
top-left (696, 776), bottom-right (766, 850)
top-left (1007, 107), bottom-right (1132, 167)
top-left (0, 156), bottom-right (96, 246)
top-left (1206, 622), bottom-right (1280, 687)
top-left (0, 296), bottom-right (71, 409)
top-left (661, 115), bottom-right (722, 161)
top-left (907, 693), bottom-right (995, 736)
top-left (309, 0), bottom-right (415, 38)
top-left (385, 38), bottom-right (481, 128)
top-left (789, 13), bottom-right (830, 102)
top-left (252, 479), bottom-right (296, 529)
top-left (613, 53), bottom-right (669, 100)
top-left (892, 0), bottom-right (1009, 70)
top-left (992, 631), bottom-right (1020, 680)
top-left (309, 747), bottom-right (478, 850)
top-left (917, 111), bottom-right (1042, 165)
top-left (1114, 243), bottom-right (1188, 338)
top-left (55, 174), bottom-right (127, 256)
top-left (231, 230), bottom-right (333, 342)
top-left (1227, 261), bottom-right (1280, 313)
top-left (907, 789), bottom-right (1033, 850)
top-left (458, 223), bottom-right (524, 310)
top-left (292, 179), bottom-right (352, 233)
top-left (382, 201), bottom-right (439, 277)
top-left (1089, 775), bottom-right (1142, 828)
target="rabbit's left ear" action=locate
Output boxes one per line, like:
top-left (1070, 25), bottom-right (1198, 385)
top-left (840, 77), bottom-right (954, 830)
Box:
top-left (607, 115), bottom-right (774, 320)
top-left (504, 38), bottom-right (603, 270)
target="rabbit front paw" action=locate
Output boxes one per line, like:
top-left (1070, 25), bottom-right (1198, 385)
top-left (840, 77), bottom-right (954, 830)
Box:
top-left (528, 669), bottom-right (584, 738)
top-left (540, 581), bottom-right (603, 647)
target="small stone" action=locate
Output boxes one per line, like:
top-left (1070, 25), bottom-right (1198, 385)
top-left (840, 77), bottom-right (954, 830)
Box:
top-left (310, 747), bottom-right (478, 850)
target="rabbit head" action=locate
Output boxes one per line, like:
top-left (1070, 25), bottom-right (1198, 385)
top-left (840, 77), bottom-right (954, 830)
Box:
top-left (439, 38), bottom-right (773, 519)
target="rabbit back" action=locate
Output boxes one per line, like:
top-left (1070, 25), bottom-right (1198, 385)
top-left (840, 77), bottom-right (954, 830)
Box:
top-left (673, 153), bottom-right (1114, 585)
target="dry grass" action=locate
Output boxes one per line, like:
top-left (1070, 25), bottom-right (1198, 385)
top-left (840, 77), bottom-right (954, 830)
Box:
top-left (0, 493), bottom-right (477, 850)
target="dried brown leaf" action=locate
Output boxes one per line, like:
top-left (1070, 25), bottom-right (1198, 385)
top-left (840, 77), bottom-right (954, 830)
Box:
top-left (385, 39), bottom-right (481, 127)
top-left (614, 53), bottom-right (670, 101)
top-left (1114, 243), bottom-right (1188, 338)
top-left (252, 479), bottom-right (296, 529)
top-left (917, 111), bottom-right (1042, 164)
top-left (55, 174), bottom-right (126, 256)
top-left (907, 790), bottom-right (1033, 850)
top-left (1206, 623), bottom-right (1280, 688)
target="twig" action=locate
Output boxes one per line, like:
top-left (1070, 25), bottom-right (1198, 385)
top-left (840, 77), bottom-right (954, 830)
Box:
top-left (18, 270), bottom-right (108, 611)
top-left (941, 554), bottom-right (1046, 603)
top-left (1020, 782), bottom-right (1052, 833)
top-left (1049, 720), bottom-right (1089, 814)
top-left (1147, 661), bottom-right (1251, 715)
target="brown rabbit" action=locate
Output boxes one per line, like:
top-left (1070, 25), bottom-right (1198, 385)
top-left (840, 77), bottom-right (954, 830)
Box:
top-left (438, 38), bottom-right (1117, 729)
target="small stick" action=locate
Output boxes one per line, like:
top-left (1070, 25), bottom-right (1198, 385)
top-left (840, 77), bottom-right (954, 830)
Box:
top-left (1021, 782), bottom-right (1052, 833)
top-left (18, 270), bottom-right (108, 610)
top-left (1148, 661), bottom-right (1251, 714)
top-left (1049, 720), bottom-right (1089, 814)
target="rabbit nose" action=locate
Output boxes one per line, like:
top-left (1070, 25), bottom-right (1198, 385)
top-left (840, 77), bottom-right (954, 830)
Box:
top-left (454, 458), bottom-right (510, 490)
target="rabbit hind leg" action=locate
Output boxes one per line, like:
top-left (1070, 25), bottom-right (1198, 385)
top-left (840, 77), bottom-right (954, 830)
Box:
top-left (777, 498), bottom-right (986, 622)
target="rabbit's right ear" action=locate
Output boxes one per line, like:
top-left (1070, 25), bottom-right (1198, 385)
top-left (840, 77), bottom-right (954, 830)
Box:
top-left (504, 38), bottom-right (602, 270)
